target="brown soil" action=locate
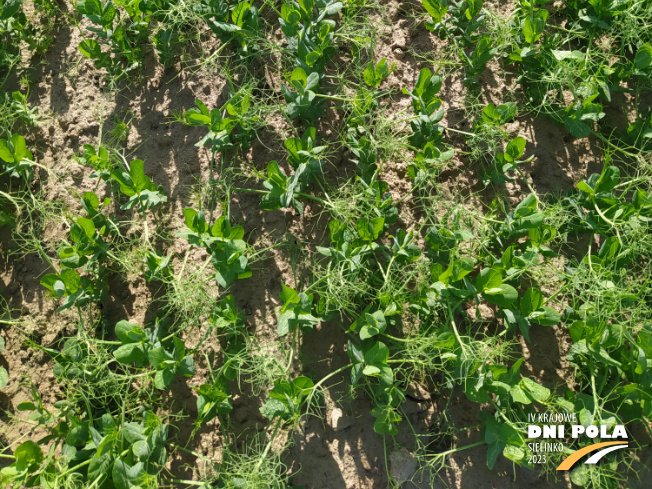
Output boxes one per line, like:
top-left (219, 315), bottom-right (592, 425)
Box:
top-left (0, 0), bottom-right (632, 488)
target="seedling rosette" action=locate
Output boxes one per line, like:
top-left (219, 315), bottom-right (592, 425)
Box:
top-left (111, 159), bottom-right (167, 212)
top-left (180, 209), bottom-right (252, 288)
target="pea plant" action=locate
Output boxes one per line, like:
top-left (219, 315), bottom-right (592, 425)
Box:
top-left (179, 208), bottom-right (252, 288)
top-left (76, 0), bottom-right (149, 80)
top-left (403, 68), bottom-right (454, 184)
top-left (203, 0), bottom-right (261, 54)
top-left (182, 90), bottom-right (259, 162)
top-left (0, 133), bottom-right (35, 181)
top-left (279, 0), bottom-right (344, 121)
top-left (40, 151), bottom-right (167, 313)
top-left (259, 126), bottom-right (327, 214)
top-left (113, 320), bottom-right (195, 389)
top-left (40, 194), bottom-right (109, 312)
top-left (5, 1), bottom-right (652, 487)
top-left (1, 400), bottom-right (172, 489)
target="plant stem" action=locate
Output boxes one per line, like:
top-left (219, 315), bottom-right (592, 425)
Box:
top-left (304, 363), bottom-right (355, 412)
top-left (58, 458), bottom-right (92, 477)
top-left (433, 440), bottom-right (485, 457)
top-left (254, 417), bottom-right (283, 472)
top-left (447, 300), bottom-right (468, 359)
top-left (382, 332), bottom-right (408, 343)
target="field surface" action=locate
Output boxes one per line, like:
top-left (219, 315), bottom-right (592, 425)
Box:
top-left (1, 0), bottom-right (652, 488)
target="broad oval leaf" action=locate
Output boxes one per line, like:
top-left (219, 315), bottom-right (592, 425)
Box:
top-left (482, 284), bottom-right (518, 308)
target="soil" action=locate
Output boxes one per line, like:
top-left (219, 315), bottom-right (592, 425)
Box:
top-left (0, 0), bottom-right (637, 488)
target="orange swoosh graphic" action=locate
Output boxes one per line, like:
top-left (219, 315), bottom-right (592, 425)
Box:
top-left (557, 441), bottom-right (628, 470)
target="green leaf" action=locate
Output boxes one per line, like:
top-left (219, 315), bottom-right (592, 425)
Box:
top-left (183, 208), bottom-right (198, 231)
top-left (132, 440), bottom-right (150, 459)
top-left (364, 341), bottom-right (389, 365)
top-left (280, 284), bottom-right (300, 307)
top-left (464, 376), bottom-right (490, 403)
top-left (10, 134), bottom-right (30, 161)
top-left (154, 368), bottom-right (176, 390)
top-left (371, 403), bottom-right (401, 435)
top-left (147, 347), bottom-right (169, 369)
top-left (277, 310), bottom-right (293, 337)
top-left (356, 217), bottom-right (384, 241)
top-left (520, 377), bottom-right (550, 402)
top-left (481, 413), bottom-right (520, 470)
top-left (323, 1), bottom-right (343, 15)
top-left (529, 306), bottom-right (560, 326)
top-left (114, 343), bottom-right (147, 364)
top-left (66, 418), bottom-right (90, 445)
top-left (112, 460), bottom-right (144, 489)
top-left (594, 166), bottom-right (619, 193)
top-left (360, 311), bottom-right (387, 339)
top-left (570, 464), bottom-right (590, 486)
top-left (363, 58), bottom-right (389, 87)
top-left (523, 9), bottom-right (548, 45)
top-left (482, 418), bottom-right (502, 470)
top-left (14, 440), bottom-right (43, 471)
top-left (79, 39), bottom-right (102, 59)
top-left (421, 0), bottom-right (448, 23)
top-left (293, 376), bottom-right (314, 396)
top-left (377, 365), bottom-right (393, 385)
top-left (0, 139), bottom-right (12, 162)
top-left (122, 422), bottom-right (146, 443)
top-left (347, 340), bottom-right (364, 364)
top-left (481, 102), bottom-right (516, 125)
top-left (577, 180), bottom-right (594, 195)
top-left (77, 217), bottom-right (96, 239)
top-left (510, 384), bottom-right (531, 404)
top-left (363, 63), bottom-right (375, 87)
top-left (260, 398), bottom-right (288, 420)
top-left (173, 337), bottom-right (186, 362)
top-left (129, 159), bottom-right (148, 192)
top-left (375, 58), bottom-right (389, 81)
top-left (475, 267), bottom-right (502, 292)
top-left (565, 117), bottom-right (591, 138)
top-left (115, 320), bottom-right (146, 343)
top-left (232, 2), bottom-right (249, 27)
top-left (439, 257), bottom-right (474, 284)
top-left (414, 67), bottom-right (432, 96)
top-left (587, 343), bottom-right (621, 367)
top-left (634, 43), bottom-right (652, 71)
top-left (515, 194), bottom-right (537, 217)
top-left (88, 453), bottom-right (111, 484)
top-left (482, 284), bottom-right (518, 308)
top-left (520, 288), bottom-right (543, 316)
top-left (551, 50), bottom-right (585, 61)
top-left (503, 444), bottom-right (525, 463)
top-left (598, 236), bottom-right (619, 260)
top-left (178, 356), bottom-right (195, 376)
top-left (290, 67), bottom-right (307, 91)
top-left (362, 365), bottom-right (380, 376)
top-left (504, 137), bottom-right (526, 162)
top-left (568, 321), bottom-right (586, 343)
top-left (40, 273), bottom-right (59, 293)
top-left (464, 0), bottom-right (482, 19)
top-left (351, 364), bottom-right (363, 385)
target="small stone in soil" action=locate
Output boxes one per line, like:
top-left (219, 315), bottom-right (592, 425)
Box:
top-left (406, 382), bottom-right (431, 401)
top-left (390, 448), bottom-right (418, 485)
